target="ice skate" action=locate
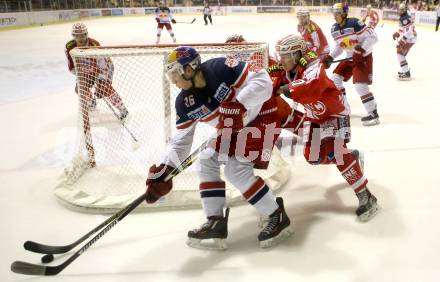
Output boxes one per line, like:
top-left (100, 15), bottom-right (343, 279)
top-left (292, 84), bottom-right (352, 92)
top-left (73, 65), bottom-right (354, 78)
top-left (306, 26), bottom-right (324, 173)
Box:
top-left (186, 207), bottom-right (229, 250)
top-left (398, 70), bottom-right (411, 81)
top-left (361, 109), bottom-right (380, 126)
top-left (356, 189), bottom-right (380, 222)
top-left (258, 197), bottom-right (293, 248)
top-left (351, 149), bottom-right (364, 172)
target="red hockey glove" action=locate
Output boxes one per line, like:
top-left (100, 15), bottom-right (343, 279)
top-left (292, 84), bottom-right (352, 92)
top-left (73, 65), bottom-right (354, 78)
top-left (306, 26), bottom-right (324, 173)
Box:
top-left (171, 18), bottom-right (176, 24)
top-left (155, 18), bottom-right (160, 23)
top-left (392, 32), bottom-right (400, 40)
top-left (216, 101), bottom-right (246, 133)
top-left (352, 45), bottom-right (366, 65)
top-left (321, 54), bottom-right (333, 69)
top-left (145, 164), bottom-right (173, 204)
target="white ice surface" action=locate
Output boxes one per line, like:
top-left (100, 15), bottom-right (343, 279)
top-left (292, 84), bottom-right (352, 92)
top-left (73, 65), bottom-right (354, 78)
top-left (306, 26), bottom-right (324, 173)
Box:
top-left (1, 14), bottom-right (440, 282)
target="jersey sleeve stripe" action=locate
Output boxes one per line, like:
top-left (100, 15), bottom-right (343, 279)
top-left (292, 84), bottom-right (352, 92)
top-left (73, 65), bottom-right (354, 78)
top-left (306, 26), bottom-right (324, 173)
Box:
top-left (200, 109), bottom-right (219, 122)
top-left (231, 64), bottom-right (250, 89)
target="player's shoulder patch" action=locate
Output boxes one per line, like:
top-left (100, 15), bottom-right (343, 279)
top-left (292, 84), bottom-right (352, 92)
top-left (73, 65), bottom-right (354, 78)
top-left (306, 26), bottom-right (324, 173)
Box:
top-left (66, 39), bottom-right (76, 49)
top-left (307, 23), bottom-right (316, 33)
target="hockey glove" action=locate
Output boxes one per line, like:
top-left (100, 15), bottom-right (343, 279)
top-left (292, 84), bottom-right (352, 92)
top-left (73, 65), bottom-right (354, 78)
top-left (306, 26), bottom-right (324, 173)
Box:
top-left (397, 36), bottom-right (407, 48)
top-left (321, 54), bottom-right (333, 69)
top-left (216, 101), bottom-right (246, 133)
top-left (267, 64), bottom-right (285, 96)
top-left (155, 18), bottom-right (160, 24)
top-left (145, 164), bottom-right (173, 203)
top-left (171, 18), bottom-right (176, 24)
top-left (392, 32), bottom-right (400, 40)
top-left (352, 45), bottom-right (366, 65)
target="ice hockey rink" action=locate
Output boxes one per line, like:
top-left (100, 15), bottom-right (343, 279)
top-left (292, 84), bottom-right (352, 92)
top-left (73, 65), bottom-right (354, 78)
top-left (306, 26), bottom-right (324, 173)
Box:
top-left (1, 12), bottom-right (440, 282)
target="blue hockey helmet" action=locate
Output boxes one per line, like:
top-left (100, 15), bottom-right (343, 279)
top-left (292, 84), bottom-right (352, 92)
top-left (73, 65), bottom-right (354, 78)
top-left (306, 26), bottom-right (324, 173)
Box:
top-left (165, 46), bottom-right (201, 80)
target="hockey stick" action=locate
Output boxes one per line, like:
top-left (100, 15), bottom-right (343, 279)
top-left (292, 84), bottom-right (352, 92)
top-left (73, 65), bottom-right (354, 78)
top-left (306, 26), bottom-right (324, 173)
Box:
top-left (332, 57), bottom-right (352, 64)
top-left (101, 98), bottom-right (140, 149)
top-left (175, 18), bottom-right (196, 24)
top-left (11, 133), bottom-right (217, 276)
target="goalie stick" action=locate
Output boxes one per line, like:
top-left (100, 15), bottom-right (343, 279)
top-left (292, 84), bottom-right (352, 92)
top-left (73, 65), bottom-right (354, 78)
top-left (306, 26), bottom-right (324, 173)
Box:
top-left (11, 134), bottom-right (217, 276)
top-left (101, 97), bottom-right (140, 149)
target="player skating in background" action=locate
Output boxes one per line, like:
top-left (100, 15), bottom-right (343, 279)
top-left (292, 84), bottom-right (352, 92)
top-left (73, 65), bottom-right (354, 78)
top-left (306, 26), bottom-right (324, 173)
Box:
top-left (393, 3), bottom-right (417, 80)
top-left (276, 34), bottom-right (380, 222)
top-left (361, 4), bottom-right (380, 29)
top-left (296, 8), bottom-right (330, 58)
top-left (145, 46), bottom-right (292, 249)
top-left (203, 2), bottom-right (213, 25)
top-left (65, 22), bottom-right (128, 120)
top-left (155, 1), bottom-right (177, 44)
top-left (323, 3), bottom-right (379, 126)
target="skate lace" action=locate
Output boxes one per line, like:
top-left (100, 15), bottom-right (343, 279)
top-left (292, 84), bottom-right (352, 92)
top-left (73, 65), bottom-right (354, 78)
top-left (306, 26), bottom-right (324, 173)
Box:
top-left (261, 213), bottom-right (280, 234)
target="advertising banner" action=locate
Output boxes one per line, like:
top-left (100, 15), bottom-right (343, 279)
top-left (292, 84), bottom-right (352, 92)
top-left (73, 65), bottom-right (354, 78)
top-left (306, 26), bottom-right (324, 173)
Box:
top-left (101, 9), bottom-right (112, 16)
top-left (145, 8), bottom-right (156, 15)
top-left (112, 9), bottom-right (123, 16)
top-left (79, 10), bottom-right (89, 18)
top-left (0, 15), bottom-right (17, 27)
top-left (257, 6), bottom-right (292, 13)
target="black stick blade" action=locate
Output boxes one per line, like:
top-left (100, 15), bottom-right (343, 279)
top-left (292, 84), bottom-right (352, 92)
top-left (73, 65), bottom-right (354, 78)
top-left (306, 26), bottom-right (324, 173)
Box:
top-left (191, 18), bottom-right (196, 24)
top-left (23, 240), bottom-right (71, 254)
top-left (11, 261), bottom-right (47, 276)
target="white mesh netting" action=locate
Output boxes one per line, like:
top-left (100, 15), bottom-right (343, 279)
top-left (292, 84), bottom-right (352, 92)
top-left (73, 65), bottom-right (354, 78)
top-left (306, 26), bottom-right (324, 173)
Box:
top-left (55, 43), bottom-right (290, 213)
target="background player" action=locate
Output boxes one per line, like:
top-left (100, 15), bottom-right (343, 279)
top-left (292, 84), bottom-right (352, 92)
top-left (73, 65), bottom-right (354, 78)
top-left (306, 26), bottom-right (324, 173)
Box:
top-left (65, 22), bottom-right (128, 120)
top-left (144, 46), bottom-right (292, 249)
top-left (296, 8), bottom-right (330, 58)
top-left (361, 4), bottom-right (380, 29)
top-left (155, 1), bottom-right (177, 44)
top-left (276, 34), bottom-right (379, 222)
top-left (393, 3), bottom-right (417, 80)
top-left (323, 3), bottom-right (379, 126)
top-left (203, 2), bottom-right (213, 25)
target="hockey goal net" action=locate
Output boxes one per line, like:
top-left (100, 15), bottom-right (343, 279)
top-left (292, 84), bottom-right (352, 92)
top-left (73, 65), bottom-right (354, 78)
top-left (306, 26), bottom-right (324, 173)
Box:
top-left (55, 43), bottom-right (290, 213)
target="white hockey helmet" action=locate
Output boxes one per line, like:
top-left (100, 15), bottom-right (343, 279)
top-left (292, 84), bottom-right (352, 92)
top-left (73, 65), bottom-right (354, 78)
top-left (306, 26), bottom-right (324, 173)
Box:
top-left (72, 22), bottom-right (88, 36)
top-left (296, 8), bottom-right (310, 17)
top-left (399, 3), bottom-right (406, 11)
top-left (275, 34), bottom-right (308, 59)
top-left (366, 4), bottom-right (372, 9)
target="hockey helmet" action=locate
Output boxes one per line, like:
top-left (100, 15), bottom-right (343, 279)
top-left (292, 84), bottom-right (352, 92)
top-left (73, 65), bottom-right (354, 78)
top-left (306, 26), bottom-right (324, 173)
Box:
top-left (366, 4), bottom-right (372, 9)
top-left (165, 46), bottom-right (201, 80)
top-left (275, 34), bottom-right (308, 58)
top-left (72, 22), bottom-right (88, 37)
top-left (296, 8), bottom-right (310, 17)
top-left (225, 34), bottom-right (246, 43)
top-left (332, 3), bottom-right (348, 15)
top-left (399, 3), bottom-right (406, 11)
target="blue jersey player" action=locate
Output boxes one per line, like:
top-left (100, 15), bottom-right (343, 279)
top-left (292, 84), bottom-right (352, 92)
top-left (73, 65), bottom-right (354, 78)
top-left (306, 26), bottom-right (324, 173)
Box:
top-left (145, 46), bottom-right (292, 249)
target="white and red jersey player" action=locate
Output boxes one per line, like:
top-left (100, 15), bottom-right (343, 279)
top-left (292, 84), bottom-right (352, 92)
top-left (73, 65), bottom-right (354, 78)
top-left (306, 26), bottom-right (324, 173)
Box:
top-left (65, 23), bottom-right (128, 119)
top-left (362, 5), bottom-right (380, 29)
top-left (392, 3), bottom-right (417, 79)
top-left (155, 1), bottom-right (176, 44)
top-left (275, 34), bottom-right (379, 222)
top-left (296, 8), bottom-right (330, 58)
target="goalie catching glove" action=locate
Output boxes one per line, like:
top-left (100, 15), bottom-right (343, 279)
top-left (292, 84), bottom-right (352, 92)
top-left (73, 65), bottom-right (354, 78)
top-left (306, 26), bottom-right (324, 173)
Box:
top-left (145, 164), bottom-right (174, 203)
top-left (216, 101), bottom-right (246, 133)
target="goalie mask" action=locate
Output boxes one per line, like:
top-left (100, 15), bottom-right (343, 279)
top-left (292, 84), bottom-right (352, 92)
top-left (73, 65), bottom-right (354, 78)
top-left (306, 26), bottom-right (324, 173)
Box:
top-left (72, 22), bottom-right (88, 45)
top-left (296, 8), bottom-right (310, 27)
top-left (165, 46), bottom-right (201, 82)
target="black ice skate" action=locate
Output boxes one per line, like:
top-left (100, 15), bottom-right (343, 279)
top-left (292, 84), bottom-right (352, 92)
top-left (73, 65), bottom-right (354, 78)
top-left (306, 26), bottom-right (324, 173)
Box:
top-left (398, 70), bottom-right (411, 81)
top-left (186, 207), bottom-right (229, 250)
top-left (356, 189), bottom-right (380, 222)
top-left (361, 109), bottom-right (380, 126)
top-left (351, 149), bottom-right (364, 172)
top-left (258, 197), bottom-right (293, 248)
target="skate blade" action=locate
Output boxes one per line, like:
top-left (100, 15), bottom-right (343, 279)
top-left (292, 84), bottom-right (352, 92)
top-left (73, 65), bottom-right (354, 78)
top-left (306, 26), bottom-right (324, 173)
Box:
top-left (362, 119), bottom-right (380, 127)
top-left (259, 227), bottom-right (294, 249)
top-left (358, 203), bottom-right (381, 222)
top-left (186, 238), bottom-right (227, 251)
